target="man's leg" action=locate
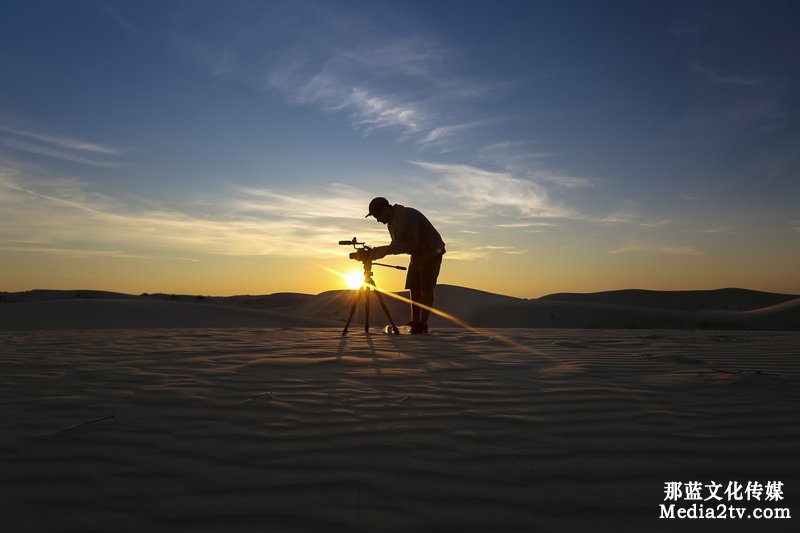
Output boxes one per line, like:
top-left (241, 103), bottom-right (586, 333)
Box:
top-left (407, 256), bottom-right (441, 332)
top-left (410, 289), bottom-right (422, 324)
top-left (417, 289), bottom-right (435, 327)
top-left (415, 256), bottom-right (441, 331)
top-left (406, 261), bottom-right (423, 325)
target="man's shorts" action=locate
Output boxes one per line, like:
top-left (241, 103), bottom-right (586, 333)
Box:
top-left (405, 255), bottom-right (443, 291)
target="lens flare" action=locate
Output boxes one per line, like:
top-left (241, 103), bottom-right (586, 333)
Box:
top-left (319, 264), bottom-right (365, 290)
top-left (345, 270), bottom-right (365, 290)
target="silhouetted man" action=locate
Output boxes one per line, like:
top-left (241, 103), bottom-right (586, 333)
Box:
top-left (364, 197), bottom-right (446, 334)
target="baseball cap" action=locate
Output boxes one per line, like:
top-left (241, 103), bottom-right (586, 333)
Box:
top-left (365, 197), bottom-right (391, 218)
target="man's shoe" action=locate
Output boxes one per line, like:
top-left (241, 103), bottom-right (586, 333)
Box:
top-left (409, 322), bottom-right (429, 334)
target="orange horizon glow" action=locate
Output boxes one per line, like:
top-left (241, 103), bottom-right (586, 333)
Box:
top-left (2, 253), bottom-right (799, 299)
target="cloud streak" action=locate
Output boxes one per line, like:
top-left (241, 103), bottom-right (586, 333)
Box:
top-left (608, 244), bottom-right (704, 256)
top-left (494, 222), bottom-right (557, 229)
top-left (409, 160), bottom-right (570, 218)
top-left (93, 1), bottom-right (141, 36)
top-left (173, 2), bottom-right (504, 143)
top-left (689, 63), bottom-right (760, 87)
top-left (0, 156), bottom-right (559, 267)
top-left (347, 88), bottom-right (421, 133)
top-left (0, 125), bottom-right (122, 155)
top-left (0, 124), bottom-right (123, 167)
top-left (0, 162), bottom-right (386, 262)
top-left (420, 118), bottom-right (507, 145)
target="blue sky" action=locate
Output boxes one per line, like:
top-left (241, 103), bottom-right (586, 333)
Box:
top-left (1, 0), bottom-right (798, 296)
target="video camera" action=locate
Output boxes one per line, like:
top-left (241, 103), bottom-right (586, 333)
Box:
top-left (338, 238), bottom-right (407, 271)
top-left (338, 237), bottom-right (371, 262)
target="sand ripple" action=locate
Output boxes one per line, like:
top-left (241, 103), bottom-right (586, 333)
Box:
top-left (1, 328), bottom-right (799, 532)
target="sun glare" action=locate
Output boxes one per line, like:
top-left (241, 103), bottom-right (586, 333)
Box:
top-left (345, 270), bottom-right (364, 290)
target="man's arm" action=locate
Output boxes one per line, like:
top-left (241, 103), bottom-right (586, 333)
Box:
top-left (369, 234), bottom-right (417, 260)
top-left (367, 245), bottom-right (392, 261)
top-left (373, 210), bottom-right (420, 259)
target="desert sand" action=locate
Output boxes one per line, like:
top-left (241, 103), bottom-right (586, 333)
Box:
top-left (1, 287), bottom-right (799, 531)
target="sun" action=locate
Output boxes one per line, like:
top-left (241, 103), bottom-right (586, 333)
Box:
top-left (344, 270), bottom-right (365, 290)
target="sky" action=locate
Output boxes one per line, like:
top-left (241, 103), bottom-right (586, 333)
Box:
top-left (1, 0), bottom-right (799, 298)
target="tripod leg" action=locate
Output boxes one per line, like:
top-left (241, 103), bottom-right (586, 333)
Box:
top-left (371, 280), bottom-right (399, 334)
top-left (364, 285), bottom-right (370, 333)
top-left (341, 286), bottom-right (363, 336)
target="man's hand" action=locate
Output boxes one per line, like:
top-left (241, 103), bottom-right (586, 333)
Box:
top-left (354, 246), bottom-right (389, 262)
top-left (369, 247), bottom-right (389, 261)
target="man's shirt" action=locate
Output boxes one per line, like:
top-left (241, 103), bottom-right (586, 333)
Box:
top-left (382, 204), bottom-right (446, 264)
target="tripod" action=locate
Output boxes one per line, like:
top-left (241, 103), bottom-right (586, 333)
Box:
top-left (342, 258), bottom-right (401, 336)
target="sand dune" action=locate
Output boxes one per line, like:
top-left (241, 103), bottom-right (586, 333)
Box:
top-left (1, 285), bottom-right (797, 331)
top-left (736, 297), bottom-right (800, 330)
top-left (1, 289), bottom-right (139, 302)
top-left (539, 287), bottom-right (798, 311)
top-left (290, 285), bottom-right (800, 331)
top-left (1, 328), bottom-right (798, 532)
top-left (471, 298), bottom-right (800, 330)
top-left (0, 298), bottom-right (338, 330)
top-left (1, 289), bottom-right (313, 308)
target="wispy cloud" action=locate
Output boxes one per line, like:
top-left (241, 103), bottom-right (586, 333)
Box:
top-left (443, 244), bottom-right (527, 261)
top-left (92, 1), bottom-right (140, 37)
top-left (0, 161), bottom-right (383, 261)
top-left (0, 124), bottom-right (123, 167)
top-left (674, 100), bottom-right (787, 139)
top-left (528, 170), bottom-right (595, 189)
top-left (443, 250), bottom-right (488, 261)
top-left (0, 137), bottom-right (120, 168)
top-left (0, 125), bottom-right (122, 155)
top-left (409, 160), bottom-right (570, 218)
top-left (596, 207), bottom-right (670, 229)
top-left (475, 140), bottom-right (594, 191)
top-left (494, 222), bottom-right (557, 229)
top-left (347, 88), bottom-right (421, 133)
top-left (669, 6), bottom-right (797, 155)
top-left (478, 141), bottom-right (558, 165)
top-left (0, 245), bottom-right (150, 260)
top-left (420, 117), bottom-right (507, 145)
top-left (0, 176), bottom-right (118, 217)
top-left (608, 243), bottom-right (704, 256)
top-left (2, 155), bottom-right (564, 266)
top-left (689, 63), bottom-right (760, 87)
top-left (268, 64), bottom-right (425, 135)
top-left (171, 2), bottom-right (600, 228)
top-left (689, 227), bottom-right (735, 235)
top-left (233, 182), bottom-right (369, 221)
top-left (173, 2), bottom-right (504, 142)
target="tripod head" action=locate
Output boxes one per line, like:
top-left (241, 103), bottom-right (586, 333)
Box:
top-left (338, 237), bottom-right (407, 271)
